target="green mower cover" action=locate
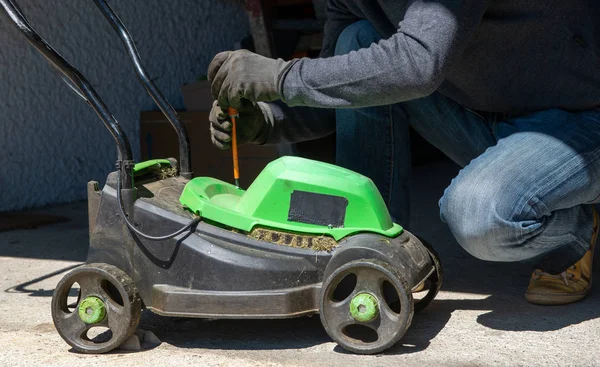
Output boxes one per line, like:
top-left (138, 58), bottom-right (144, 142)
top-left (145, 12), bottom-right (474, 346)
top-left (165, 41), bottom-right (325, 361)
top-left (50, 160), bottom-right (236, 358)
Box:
top-left (179, 156), bottom-right (402, 241)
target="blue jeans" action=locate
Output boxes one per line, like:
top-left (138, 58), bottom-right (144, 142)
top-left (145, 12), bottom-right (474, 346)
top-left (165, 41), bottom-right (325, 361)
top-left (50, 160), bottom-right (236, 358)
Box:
top-left (335, 20), bottom-right (600, 274)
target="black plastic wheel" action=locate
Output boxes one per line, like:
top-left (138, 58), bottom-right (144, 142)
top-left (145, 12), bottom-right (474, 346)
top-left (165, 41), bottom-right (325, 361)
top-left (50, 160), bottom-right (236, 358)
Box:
top-left (319, 259), bottom-right (413, 354)
top-left (51, 263), bottom-right (141, 354)
top-left (413, 237), bottom-right (443, 313)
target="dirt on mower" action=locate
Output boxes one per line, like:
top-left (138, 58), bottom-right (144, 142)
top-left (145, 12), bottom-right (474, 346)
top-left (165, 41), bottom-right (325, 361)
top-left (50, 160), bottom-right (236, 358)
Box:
top-left (249, 227), bottom-right (338, 252)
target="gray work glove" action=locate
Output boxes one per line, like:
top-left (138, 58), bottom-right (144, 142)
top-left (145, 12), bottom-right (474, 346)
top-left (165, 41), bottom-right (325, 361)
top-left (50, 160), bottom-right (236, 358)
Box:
top-left (207, 50), bottom-right (296, 109)
top-left (209, 99), bottom-right (272, 150)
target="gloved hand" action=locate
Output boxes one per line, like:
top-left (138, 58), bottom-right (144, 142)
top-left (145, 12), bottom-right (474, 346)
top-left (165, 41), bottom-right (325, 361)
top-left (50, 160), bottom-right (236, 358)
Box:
top-left (209, 99), bottom-right (271, 150)
top-left (208, 50), bottom-right (295, 109)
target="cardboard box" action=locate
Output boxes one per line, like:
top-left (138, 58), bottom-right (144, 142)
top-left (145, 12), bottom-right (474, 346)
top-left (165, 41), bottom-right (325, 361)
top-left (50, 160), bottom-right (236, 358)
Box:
top-left (181, 80), bottom-right (213, 111)
top-left (140, 111), bottom-right (279, 188)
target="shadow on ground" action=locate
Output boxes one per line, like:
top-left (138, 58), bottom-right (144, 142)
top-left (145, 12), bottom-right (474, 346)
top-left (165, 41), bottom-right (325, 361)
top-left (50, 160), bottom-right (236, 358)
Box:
top-left (0, 201), bottom-right (89, 261)
top-left (137, 267), bottom-right (600, 354)
top-left (139, 302), bottom-right (451, 354)
top-left (4, 264), bottom-right (80, 297)
top-left (431, 259), bottom-right (600, 333)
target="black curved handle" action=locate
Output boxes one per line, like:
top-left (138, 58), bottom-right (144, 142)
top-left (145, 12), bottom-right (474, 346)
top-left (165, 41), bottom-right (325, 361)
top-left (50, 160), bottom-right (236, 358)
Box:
top-left (93, 0), bottom-right (193, 179)
top-left (0, 0), bottom-right (134, 189)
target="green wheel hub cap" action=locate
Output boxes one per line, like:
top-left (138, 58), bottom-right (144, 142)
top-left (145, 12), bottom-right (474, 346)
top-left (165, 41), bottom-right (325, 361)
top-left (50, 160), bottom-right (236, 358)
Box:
top-left (350, 293), bottom-right (379, 322)
top-left (78, 296), bottom-right (106, 324)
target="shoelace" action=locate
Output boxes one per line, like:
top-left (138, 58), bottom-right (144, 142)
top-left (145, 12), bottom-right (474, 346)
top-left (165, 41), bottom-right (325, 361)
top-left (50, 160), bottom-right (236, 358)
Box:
top-left (533, 267), bottom-right (576, 286)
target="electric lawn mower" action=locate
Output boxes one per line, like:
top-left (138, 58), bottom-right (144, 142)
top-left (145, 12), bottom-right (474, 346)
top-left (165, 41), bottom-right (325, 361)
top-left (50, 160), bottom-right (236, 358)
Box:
top-left (0, 0), bottom-right (442, 354)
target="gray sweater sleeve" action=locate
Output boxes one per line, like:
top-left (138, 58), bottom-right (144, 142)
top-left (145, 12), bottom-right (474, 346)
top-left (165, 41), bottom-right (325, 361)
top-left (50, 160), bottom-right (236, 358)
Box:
top-left (279, 0), bottom-right (489, 108)
top-left (256, 2), bottom-right (364, 145)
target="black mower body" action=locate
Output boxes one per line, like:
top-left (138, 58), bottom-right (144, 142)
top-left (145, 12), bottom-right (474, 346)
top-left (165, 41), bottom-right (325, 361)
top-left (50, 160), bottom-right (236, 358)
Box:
top-left (87, 172), bottom-right (434, 319)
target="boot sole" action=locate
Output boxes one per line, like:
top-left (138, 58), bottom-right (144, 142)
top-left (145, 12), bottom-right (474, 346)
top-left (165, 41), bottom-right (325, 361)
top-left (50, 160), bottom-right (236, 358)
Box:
top-left (525, 285), bottom-right (591, 306)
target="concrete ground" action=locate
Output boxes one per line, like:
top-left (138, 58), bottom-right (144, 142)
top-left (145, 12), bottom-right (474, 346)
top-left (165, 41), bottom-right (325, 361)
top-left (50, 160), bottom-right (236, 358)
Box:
top-left (2, 158), bottom-right (600, 367)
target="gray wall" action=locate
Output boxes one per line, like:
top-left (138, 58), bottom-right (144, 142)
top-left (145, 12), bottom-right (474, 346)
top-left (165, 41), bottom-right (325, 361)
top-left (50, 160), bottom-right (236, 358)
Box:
top-left (0, 0), bottom-right (248, 212)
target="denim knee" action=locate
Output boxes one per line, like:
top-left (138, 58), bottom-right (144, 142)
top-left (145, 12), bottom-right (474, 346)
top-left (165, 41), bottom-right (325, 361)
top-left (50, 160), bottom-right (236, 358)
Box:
top-left (439, 171), bottom-right (535, 262)
top-left (335, 20), bottom-right (382, 55)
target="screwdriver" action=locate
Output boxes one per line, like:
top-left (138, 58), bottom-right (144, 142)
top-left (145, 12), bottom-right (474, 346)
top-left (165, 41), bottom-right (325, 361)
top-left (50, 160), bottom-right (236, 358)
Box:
top-left (227, 107), bottom-right (240, 188)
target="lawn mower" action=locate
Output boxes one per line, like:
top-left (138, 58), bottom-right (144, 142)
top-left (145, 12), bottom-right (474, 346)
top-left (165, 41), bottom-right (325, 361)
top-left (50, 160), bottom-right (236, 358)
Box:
top-left (0, 0), bottom-right (442, 355)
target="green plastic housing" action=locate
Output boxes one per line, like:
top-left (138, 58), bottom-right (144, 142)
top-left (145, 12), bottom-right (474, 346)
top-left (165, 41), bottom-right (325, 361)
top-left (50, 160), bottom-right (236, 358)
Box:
top-left (133, 159), bottom-right (172, 176)
top-left (179, 156), bottom-right (402, 241)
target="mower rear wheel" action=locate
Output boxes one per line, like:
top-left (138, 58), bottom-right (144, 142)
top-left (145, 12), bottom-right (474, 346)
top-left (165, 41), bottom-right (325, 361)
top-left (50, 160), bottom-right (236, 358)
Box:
top-left (320, 259), bottom-right (413, 354)
top-left (413, 237), bottom-right (443, 313)
top-left (51, 263), bottom-right (141, 354)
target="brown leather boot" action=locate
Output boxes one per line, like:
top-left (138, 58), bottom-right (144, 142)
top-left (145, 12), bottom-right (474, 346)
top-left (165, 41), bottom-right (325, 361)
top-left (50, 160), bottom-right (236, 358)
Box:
top-left (525, 207), bottom-right (598, 305)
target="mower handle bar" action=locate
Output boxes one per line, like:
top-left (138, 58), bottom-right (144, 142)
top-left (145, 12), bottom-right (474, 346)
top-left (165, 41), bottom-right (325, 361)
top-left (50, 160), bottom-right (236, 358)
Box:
top-left (93, 0), bottom-right (192, 179)
top-left (0, 0), bottom-right (135, 188)
top-left (0, 0), bottom-right (197, 183)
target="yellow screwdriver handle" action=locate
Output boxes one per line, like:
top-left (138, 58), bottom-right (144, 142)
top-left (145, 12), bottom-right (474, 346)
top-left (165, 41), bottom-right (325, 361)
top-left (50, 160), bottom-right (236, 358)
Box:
top-left (227, 107), bottom-right (240, 188)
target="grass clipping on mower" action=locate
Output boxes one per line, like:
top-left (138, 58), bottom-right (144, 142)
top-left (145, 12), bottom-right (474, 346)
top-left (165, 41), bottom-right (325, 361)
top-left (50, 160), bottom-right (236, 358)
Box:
top-left (156, 166), bottom-right (178, 180)
top-left (250, 227), bottom-right (338, 252)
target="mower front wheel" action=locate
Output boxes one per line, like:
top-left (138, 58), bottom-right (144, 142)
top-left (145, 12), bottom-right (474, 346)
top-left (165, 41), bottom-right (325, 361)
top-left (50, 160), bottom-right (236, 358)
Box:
top-left (319, 259), bottom-right (413, 354)
top-left (51, 263), bottom-right (141, 354)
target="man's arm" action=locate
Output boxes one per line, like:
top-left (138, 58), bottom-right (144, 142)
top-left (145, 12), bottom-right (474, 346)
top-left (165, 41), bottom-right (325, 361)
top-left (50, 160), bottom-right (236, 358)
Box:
top-left (208, 0), bottom-right (351, 147)
top-left (252, 0), bottom-right (358, 145)
top-left (280, 0), bottom-right (490, 108)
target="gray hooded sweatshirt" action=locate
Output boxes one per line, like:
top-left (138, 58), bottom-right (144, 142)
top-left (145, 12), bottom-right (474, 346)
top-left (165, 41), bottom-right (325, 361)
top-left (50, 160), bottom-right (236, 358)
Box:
top-left (263, 0), bottom-right (600, 144)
